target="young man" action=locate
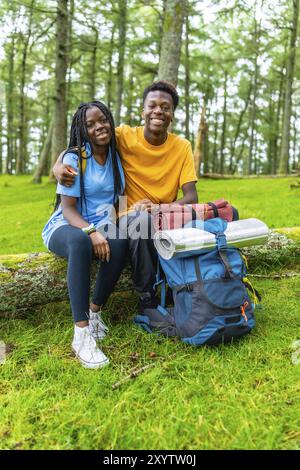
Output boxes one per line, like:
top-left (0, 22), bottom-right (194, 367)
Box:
top-left (53, 81), bottom-right (198, 313)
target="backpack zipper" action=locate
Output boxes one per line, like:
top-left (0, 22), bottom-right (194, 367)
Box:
top-left (240, 300), bottom-right (249, 322)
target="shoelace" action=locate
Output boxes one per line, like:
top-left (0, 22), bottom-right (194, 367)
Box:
top-left (90, 312), bottom-right (109, 332)
top-left (76, 329), bottom-right (98, 356)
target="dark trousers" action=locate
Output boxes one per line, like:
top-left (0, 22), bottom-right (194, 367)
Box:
top-left (49, 224), bottom-right (128, 323)
top-left (119, 211), bottom-right (157, 295)
top-left (232, 207), bottom-right (239, 221)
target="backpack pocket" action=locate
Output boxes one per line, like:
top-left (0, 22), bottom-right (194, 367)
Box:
top-left (133, 308), bottom-right (177, 337)
top-left (174, 278), bottom-right (254, 342)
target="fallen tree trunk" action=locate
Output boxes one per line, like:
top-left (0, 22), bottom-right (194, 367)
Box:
top-left (1, 228), bottom-right (300, 318)
top-left (0, 253), bottom-right (133, 318)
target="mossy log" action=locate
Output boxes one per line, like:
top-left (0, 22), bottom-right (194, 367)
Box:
top-left (1, 228), bottom-right (300, 318)
top-left (0, 253), bottom-right (133, 318)
top-left (244, 228), bottom-right (300, 272)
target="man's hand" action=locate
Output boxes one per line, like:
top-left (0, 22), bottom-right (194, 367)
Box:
top-left (177, 182), bottom-right (198, 205)
top-left (89, 231), bottom-right (110, 262)
top-left (53, 162), bottom-right (78, 186)
top-left (131, 199), bottom-right (154, 212)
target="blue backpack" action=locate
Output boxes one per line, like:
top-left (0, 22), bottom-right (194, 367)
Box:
top-left (134, 218), bottom-right (260, 346)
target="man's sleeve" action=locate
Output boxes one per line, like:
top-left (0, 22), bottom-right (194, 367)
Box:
top-left (179, 142), bottom-right (198, 188)
top-left (56, 153), bottom-right (80, 198)
top-left (115, 126), bottom-right (123, 149)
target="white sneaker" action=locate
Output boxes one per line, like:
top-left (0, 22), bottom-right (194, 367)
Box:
top-left (88, 309), bottom-right (109, 340)
top-left (72, 326), bottom-right (109, 369)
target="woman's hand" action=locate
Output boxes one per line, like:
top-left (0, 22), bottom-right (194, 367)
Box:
top-left (89, 231), bottom-right (110, 262)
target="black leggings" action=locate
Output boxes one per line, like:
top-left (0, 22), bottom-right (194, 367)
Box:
top-left (49, 224), bottom-right (128, 323)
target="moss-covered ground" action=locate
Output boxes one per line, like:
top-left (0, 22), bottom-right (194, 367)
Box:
top-left (0, 175), bottom-right (300, 449)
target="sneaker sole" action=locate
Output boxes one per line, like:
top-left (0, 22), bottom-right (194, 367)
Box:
top-left (72, 347), bottom-right (109, 369)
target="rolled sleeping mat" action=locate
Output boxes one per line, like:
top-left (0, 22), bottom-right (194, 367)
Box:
top-left (153, 218), bottom-right (269, 260)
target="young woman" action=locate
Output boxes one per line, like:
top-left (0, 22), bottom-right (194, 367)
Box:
top-left (42, 101), bottom-right (127, 369)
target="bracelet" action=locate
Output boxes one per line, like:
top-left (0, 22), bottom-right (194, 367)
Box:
top-left (81, 223), bottom-right (96, 235)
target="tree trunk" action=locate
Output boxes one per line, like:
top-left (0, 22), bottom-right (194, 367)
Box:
top-left (229, 84), bottom-right (252, 174)
top-left (193, 98), bottom-right (207, 177)
top-left (247, 93), bottom-right (257, 175)
top-left (89, 27), bottom-right (99, 100)
top-left (254, 133), bottom-right (259, 174)
top-left (267, 89), bottom-right (275, 175)
top-left (32, 117), bottom-right (54, 184)
top-left (115, 0), bottom-right (127, 127)
top-left (5, 34), bottom-right (16, 174)
top-left (246, 16), bottom-right (260, 176)
top-left (125, 72), bottom-right (134, 126)
top-left (66, 0), bottom-right (74, 120)
top-left (279, 0), bottom-right (300, 174)
top-left (219, 71), bottom-right (228, 175)
top-left (0, 105), bottom-right (3, 174)
top-left (203, 123), bottom-right (210, 174)
top-left (1, 229), bottom-right (299, 318)
top-left (184, 11), bottom-right (190, 140)
top-left (106, 25), bottom-right (115, 110)
top-left (271, 63), bottom-right (285, 174)
top-left (212, 110), bottom-right (219, 174)
top-left (16, 0), bottom-right (35, 175)
top-left (292, 115), bottom-right (297, 171)
top-left (0, 254), bottom-right (133, 318)
top-left (49, 0), bottom-right (69, 180)
top-left (157, 0), bottom-right (186, 86)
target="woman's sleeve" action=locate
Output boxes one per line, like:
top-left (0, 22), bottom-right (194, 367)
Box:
top-left (56, 152), bottom-right (81, 198)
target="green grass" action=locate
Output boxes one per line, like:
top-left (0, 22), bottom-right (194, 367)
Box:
top-left (0, 174), bottom-right (300, 254)
top-left (1, 174), bottom-right (300, 449)
top-left (1, 278), bottom-right (300, 450)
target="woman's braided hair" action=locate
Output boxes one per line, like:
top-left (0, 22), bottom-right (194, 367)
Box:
top-left (54, 101), bottom-right (122, 213)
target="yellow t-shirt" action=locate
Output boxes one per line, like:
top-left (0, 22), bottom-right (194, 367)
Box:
top-left (115, 125), bottom-right (197, 209)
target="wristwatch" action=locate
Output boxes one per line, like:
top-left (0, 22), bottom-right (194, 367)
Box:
top-left (81, 223), bottom-right (96, 235)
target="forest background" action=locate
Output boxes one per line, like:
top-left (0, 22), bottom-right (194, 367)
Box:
top-left (1, 0), bottom-right (300, 451)
top-left (1, 0), bottom-right (300, 180)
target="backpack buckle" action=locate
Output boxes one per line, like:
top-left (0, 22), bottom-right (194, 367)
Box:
top-left (176, 284), bottom-right (193, 294)
top-left (216, 232), bottom-right (227, 250)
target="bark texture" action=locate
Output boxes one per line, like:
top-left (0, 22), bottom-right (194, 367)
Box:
top-left (0, 254), bottom-right (133, 318)
top-left (279, 0), bottom-right (299, 174)
top-left (49, 0), bottom-right (69, 179)
top-left (157, 0), bottom-right (186, 85)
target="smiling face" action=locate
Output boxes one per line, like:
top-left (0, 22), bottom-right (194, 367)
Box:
top-left (142, 90), bottom-right (174, 136)
top-left (85, 106), bottom-right (112, 150)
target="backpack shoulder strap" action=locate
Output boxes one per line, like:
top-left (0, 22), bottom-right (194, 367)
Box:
top-left (154, 260), bottom-right (169, 315)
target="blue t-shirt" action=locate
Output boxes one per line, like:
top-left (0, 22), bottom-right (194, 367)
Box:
top-left (42, 144), bottom-right (125, 248)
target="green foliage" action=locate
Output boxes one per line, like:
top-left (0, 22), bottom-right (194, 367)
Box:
top-left (0, 174), bottom-right (300, 255)
top-left (1, 0), bottom-right (300, 175)
top-left (0, 277), bottom-right (300, 449)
